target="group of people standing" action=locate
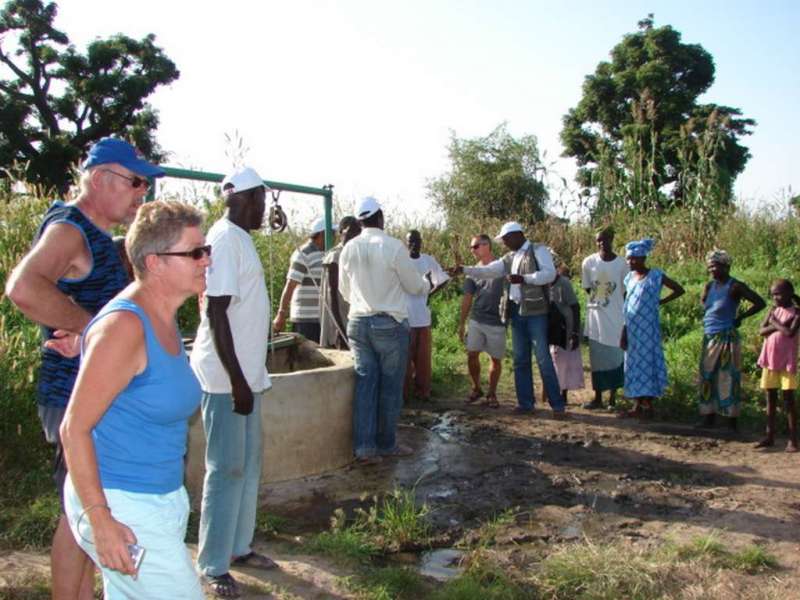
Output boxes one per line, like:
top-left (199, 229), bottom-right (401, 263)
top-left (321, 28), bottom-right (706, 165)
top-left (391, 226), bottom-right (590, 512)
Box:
top-left (6, 137), bottom-right (799, 599)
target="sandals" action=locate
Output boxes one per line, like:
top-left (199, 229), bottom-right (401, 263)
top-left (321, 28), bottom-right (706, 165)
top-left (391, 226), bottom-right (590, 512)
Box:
top-left (232, 551), bottom-right (279, 570)
top-left (483, 393), bottom-right (500, 409)
top-left (467, 388), bottom-right (483, 404)
top-left (203, 573), bottom-right (241, 599)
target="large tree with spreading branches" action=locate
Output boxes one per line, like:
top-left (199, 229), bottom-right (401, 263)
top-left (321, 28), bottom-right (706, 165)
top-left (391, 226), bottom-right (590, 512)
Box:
top-left (0, 0), bottom-right (179, 193)
top-left (560, 15), bottom-right (755, 213)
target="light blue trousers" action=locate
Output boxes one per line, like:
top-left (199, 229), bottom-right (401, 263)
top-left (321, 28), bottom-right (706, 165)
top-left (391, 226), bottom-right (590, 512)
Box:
top-left (197, 391), bottom-right (264, 576)
top-left (64, 477), bottom-right (203, 599)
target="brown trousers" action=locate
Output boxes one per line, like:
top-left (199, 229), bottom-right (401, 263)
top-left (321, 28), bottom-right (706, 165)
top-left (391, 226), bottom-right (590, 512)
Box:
top-left (404, 326), bottom-right (432, 401)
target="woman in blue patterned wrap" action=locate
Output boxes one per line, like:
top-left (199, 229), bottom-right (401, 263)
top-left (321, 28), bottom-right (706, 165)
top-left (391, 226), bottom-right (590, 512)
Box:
top-left (60, 201), bottom-right (211, 599)
top-left (619, 239), bottom-right (685, 419)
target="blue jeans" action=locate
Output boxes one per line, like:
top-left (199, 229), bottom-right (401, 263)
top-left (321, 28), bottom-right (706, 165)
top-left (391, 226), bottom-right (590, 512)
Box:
top-left (509, 303), bottom-right (565, 412)
top-left (197, 391), bottom-right (264, 576)
top-left (348, 314), bottom-right (410, 457)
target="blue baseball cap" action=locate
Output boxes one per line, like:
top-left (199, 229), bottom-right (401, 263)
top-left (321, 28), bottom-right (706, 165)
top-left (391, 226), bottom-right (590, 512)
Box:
top-left (82, 137), bottom-right (165, 178)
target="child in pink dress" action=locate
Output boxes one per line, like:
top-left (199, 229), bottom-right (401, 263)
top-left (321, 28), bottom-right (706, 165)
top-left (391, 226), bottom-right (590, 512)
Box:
top-left (756, 279), bottom-right (800, 452)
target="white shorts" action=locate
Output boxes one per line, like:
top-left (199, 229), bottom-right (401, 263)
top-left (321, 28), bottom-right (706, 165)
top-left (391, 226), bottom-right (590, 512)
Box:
top-left (465, 319), bottom-right (506, 359)
top-left (64, 477), bottom-right (204, 599)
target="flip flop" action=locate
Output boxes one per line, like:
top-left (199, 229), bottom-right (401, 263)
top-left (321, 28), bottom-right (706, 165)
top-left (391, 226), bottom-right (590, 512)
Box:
top-left (467, 389), bottom-right (483, 403)
top-left (483, 393), bottom-right (499, 409)
top-left (203, 572), bottom-right (241, 599)
top-left (232, 551), bottom-right (279, 570)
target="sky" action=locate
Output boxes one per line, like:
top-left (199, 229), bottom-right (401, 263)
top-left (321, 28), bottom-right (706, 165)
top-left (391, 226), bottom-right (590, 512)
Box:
top-left (53, 0), bottom-right (800, 228)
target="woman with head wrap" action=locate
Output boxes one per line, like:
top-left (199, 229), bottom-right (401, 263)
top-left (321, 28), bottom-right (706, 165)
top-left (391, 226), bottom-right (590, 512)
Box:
top-left (619, 239), bottom-right (685, 418)
top-left (697, 249), bottom-right (765, 430)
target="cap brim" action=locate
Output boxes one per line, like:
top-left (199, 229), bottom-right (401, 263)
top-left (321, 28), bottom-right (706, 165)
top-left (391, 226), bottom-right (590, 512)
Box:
top-left (121, 158), bottom-right (166, 178)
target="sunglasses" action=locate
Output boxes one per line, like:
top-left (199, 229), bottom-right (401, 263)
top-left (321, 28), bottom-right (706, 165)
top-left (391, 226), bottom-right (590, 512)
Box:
top-left (156, 245), bottom-right (212, 260)
top-left (103, 169), bottom-right (149, 189)
top-left (470, 243), bottom-right (486, 250)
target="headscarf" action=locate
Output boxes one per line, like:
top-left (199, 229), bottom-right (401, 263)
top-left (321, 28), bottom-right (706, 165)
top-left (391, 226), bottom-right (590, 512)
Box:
top-left (624, 238), bottom-right (655, 258)
top-left (705, 248), bottom-right (732, 266)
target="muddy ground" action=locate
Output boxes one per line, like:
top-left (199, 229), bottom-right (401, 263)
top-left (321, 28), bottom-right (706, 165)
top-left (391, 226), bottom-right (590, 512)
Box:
top-left (2, 386), bottom-right (800, 599)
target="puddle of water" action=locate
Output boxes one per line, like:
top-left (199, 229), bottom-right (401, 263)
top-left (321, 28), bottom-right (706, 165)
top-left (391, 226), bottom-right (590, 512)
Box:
top-left (431, 411), bottom-right (465, 442)
top-left (418, 548), bottom-right (465, 582)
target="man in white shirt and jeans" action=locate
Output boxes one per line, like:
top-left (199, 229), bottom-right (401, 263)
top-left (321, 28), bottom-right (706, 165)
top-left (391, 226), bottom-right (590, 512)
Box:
top-left (339, 197), bottom-right (429, 464)
top-left (191, 167), bottom-right (277, 598)
top-left (454, 222), bottom-right (566, 417)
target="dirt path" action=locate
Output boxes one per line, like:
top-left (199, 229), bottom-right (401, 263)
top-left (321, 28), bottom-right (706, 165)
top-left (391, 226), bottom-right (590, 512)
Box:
top-left (3, 388), bottom-right (799, 599)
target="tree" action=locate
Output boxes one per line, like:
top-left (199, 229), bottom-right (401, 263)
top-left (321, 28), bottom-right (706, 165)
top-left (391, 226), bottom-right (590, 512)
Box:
top-left (0, 0), bottom-right (179, 193)
top-left (427, 124), bottom-right (549, 225)
top-left (560, 15), bottom-right (755, 213)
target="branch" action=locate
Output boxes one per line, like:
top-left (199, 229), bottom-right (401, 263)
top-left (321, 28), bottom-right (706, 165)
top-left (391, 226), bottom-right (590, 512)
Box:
top-left (0, 80), bottom-right (34, 101)
top-left (0, 46), bottom-right (33, 86)
top-left (26, 37), bottom-right (60, 135)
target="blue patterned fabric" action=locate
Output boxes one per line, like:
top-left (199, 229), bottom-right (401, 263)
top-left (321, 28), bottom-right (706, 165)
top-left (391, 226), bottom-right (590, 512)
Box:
top-left (35, 201), bottom-right (128, 408)
top-left (623, 268), bottom-right (667, 398)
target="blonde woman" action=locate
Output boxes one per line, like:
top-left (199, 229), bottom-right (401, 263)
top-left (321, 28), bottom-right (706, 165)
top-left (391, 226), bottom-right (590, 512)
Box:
top-left (61, 201), bottom-right (210, 599)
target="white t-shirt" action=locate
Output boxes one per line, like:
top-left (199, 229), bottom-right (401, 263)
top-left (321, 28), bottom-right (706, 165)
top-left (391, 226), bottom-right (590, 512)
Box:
top-left (581, 253), bottom-right (627, 346)
top-left (190, 218), bottom-right (271, 394)
top-left (406, 254), bottom-right (449, 328)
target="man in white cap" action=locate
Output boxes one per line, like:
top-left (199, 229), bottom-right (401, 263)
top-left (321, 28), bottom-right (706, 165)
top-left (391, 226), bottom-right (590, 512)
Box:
top-left (339, 197), bottom-right (430, 463)
top-left (272, 216), bottom-right (331, 343)
top-left (6, 136), bottom-right (162, 600)
top-left (191, 167), bottom-right (277, 598)
top-left (453, 222), bottom-right (567, 417)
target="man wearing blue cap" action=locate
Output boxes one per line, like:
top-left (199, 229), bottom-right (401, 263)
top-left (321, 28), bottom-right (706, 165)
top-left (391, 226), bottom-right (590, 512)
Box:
top-left (6, 137), bottom-right (163, 599)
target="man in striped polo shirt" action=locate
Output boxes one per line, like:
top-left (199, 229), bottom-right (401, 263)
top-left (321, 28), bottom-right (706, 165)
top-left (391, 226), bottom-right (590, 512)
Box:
top-left (273, 217), bottom-right (329, 343)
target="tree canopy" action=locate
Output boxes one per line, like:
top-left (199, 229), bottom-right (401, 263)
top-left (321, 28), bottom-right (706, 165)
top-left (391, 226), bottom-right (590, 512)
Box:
top-left (427, 124), bottom-right (549, 226)
top-left (560, 15), bottom-right (755, 213)
top-left (0, 0), bottom-right (179, 192)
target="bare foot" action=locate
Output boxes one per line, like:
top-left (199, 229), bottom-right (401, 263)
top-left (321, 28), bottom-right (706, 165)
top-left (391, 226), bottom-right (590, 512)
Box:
top-left (786, 442), bottom-right (799, 453)
top-left (754, 438), bottom-right (775, 449)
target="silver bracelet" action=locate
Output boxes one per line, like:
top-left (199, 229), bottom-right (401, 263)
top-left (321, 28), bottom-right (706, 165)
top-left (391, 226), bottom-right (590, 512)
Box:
top-left (76, 502), bottom-right (110, 545)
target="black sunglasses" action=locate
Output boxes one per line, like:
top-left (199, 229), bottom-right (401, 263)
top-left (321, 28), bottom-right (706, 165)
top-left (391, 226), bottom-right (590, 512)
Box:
top-left (156, 245), bottom-right (212, 260)
top-left (103, 168), bottom-right (149, 189)
top-left (470, 242), bottom-right (486, 250)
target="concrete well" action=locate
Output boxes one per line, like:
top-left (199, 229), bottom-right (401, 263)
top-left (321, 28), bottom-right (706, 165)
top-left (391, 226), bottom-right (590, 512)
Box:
top-left (185, 335), bottom-right (355, 500)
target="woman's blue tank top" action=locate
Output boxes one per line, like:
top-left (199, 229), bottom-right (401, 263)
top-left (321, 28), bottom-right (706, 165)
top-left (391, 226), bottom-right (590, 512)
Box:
top-left (85, 298), bottom-right (201, 494)
top-left (703, 278), bottom-right (737, 335)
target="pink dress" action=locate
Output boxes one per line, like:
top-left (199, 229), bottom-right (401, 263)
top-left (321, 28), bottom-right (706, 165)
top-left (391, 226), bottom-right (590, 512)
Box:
top-left (757, 306), bottom-right (799, 373)
top-left (549, 277), bottom-right (585, 391)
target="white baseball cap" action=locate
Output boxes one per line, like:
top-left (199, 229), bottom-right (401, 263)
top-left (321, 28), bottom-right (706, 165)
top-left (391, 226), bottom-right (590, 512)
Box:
top-left (310, 217), bottom-right (337, 236)
top-left (494, 221), bottom-right (524, 241)
top-left (356, 196), bottom-right (382, 220)
top-left (221, 167), bottom-right (270, 195)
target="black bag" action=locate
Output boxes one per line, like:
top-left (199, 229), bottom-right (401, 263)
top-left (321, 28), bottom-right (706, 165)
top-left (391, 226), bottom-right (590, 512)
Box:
top-left (547, 302), bottom-right (568, 349)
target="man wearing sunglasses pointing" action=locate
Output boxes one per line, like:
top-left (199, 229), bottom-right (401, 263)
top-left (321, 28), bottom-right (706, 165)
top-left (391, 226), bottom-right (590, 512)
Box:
top-left (6, 137), bottom-right (163, 600)
top-left (190, 166), bottom-right (277, 598)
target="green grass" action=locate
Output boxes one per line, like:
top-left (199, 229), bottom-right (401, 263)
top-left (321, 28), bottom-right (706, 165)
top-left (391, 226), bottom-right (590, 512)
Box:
top-left (536, 541), bottom-right (662, 600)
top-left (306, 487), bottom-right (431, 564)
top-left (343, 567), bottom-right (428, 600)
top-left (306, 527), bottom-right (379, 563)
top-left (431, 550), bottom-right (531, 600)
top-left (255, 510), bottom-right (289, 538)
top-left (355, 488), bottom-right (430, 549)
top-left (666, 534), bottom-right (779, 574)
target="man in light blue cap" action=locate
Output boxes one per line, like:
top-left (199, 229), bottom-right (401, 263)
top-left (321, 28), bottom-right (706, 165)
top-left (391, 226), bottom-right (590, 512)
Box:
top-left (5, 137), bottom-right (163, 600)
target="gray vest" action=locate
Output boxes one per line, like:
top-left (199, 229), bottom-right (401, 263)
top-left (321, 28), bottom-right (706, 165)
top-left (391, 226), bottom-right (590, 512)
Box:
top-left (498, 243), bottom-right (550, 322)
